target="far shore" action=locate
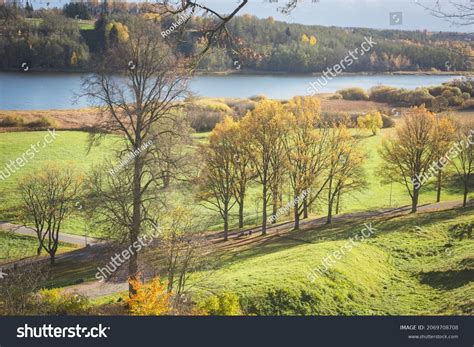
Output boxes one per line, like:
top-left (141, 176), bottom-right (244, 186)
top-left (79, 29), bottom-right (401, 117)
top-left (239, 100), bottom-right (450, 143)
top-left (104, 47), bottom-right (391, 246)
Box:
top-left (0, 69), bottom-right (471, 77)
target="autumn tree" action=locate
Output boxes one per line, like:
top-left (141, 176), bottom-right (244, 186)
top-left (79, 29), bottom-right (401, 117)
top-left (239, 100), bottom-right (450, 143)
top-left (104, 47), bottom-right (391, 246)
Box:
top-left (283, 96), bottom-right (330, 229)
top-left (432, 116), bottom-right (456, 202)
top-left (357, 111), bottom-right (383, 136)
top-left (451, 120), bottom-right (474, 207)
top-left (230, 122), bottom-right (253, 229)
top-left (325, 125), bottom-right (366, 223)
top-left (380, 106), bottom-right (437, 213)
top-left (241, 100), bottom-right (290, 235)
top-left (18, 163), bottom-right (83, 264)
top-left (83, 20), bottom-right (190, 296)
top-left (198, 117), bottom-right (238, 241)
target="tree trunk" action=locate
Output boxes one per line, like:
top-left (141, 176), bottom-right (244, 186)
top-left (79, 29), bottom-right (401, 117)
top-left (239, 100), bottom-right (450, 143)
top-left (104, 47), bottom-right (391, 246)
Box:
top-left (326, 201), bottom-right (333, 224)
top-left (463, 182), bottom-right (469, 207)
top-left (223, 214), bottom-right (229, 241)
top-left (436, 170), bottom-right (442, 203)
top-left (238, 200), bottom-right (244, 229)
top-left (327, 177), bottom-right (333, 224)
top-left (294, 202), bottom-right (300, 230)
top-left (335, 189), bottom-right (341, 215)
top-left (411, 188), bottom-right (420, 213)
top-left (50, 253), bottom-right (55, 265)
top-left (129, 149), bottom-right (142, 297)
top-left (303, 197), bottom-right (308, 219)
top-left (262, 183), bottom-right (267, 235)
top-left (272, 186), bottom-right (278, 224)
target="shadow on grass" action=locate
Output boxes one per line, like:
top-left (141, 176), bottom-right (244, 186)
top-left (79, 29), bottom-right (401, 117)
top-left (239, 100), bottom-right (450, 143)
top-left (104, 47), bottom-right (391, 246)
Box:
top-left (419, 269), bottom-right (474, 290)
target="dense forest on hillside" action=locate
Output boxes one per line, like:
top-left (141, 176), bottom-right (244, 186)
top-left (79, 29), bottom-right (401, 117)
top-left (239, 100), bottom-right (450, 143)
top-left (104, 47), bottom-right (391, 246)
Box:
top-left (0, 4), bottom-right (472, 73)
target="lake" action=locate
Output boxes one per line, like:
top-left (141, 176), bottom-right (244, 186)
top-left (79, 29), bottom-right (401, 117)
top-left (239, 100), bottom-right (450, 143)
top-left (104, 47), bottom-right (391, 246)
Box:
top-left (0, 72), bottom-right (463, 110)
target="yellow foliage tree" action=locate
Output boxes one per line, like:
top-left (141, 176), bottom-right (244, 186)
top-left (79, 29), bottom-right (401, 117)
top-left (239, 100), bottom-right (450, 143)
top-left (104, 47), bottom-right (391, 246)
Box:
top-left (309, 35), bottom-right (317, 46)
top-left (301, 33), bottom-right (310, 43)
top-left (126, 276), bottom-right (171, 315)
top-left (357, 111), bottom-right (383, 135)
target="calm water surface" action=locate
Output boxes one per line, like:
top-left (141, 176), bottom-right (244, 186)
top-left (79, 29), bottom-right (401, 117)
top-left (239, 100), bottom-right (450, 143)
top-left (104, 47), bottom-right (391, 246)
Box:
top-left (0, 72), bottom-right (462, 110)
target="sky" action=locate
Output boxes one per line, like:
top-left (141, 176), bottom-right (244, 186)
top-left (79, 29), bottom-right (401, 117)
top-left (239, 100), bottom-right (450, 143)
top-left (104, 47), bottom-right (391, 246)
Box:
top-left (198, 0), bottom-right (473, 33)
top-left (19, 0), bottom-right (474, 32)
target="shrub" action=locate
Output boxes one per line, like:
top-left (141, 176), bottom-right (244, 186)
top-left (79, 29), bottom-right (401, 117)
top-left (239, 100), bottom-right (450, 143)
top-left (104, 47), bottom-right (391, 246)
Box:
top-left (448, 95), bottom-right (464, 106)
top-left (329, 93), bottom-right (343, 100)
top-left (126, 277), bottom-right (171, 316)
top-left (432, 96), bottom-right (449, 112)
top-left (462, 92), bottom-right (471, 101)
top-left (244, 288), bottom-right (320, 316)
top-left (186, 109), bottom-right (224, 132)
top-left (196, 293), bottom-right (241, 316)
top-left (37, 288), bottom-right (90, 315)
top-left (27, 116), bottom-right (57, 129)
top-left (398, 88), bottom-right (434, 107)
top-left (0, 115), bottom-right (26, 127)
top-left (381, 114), bottom-right (395, 128)
top-left (192, 99), bottom-right (232, 113)
top-left (369, 86), bottom-right (397, 103)
top-left (461, 99), bottom-right (474, 110)
top-left (337, 87), bottom-right (369, 101)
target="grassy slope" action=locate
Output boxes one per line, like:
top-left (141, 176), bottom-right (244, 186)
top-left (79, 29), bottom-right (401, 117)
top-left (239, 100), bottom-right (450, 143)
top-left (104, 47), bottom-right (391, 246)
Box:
top-left (189, 207), bottom-right (473, 315)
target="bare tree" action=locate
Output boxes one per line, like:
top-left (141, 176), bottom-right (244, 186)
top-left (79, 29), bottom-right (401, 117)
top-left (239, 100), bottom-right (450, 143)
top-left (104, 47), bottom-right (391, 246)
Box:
top-left (82, 19), bottom-right (190, 296)
top-left (0, 260), bottom-right (48, 315)
top-left (18, 163), bottom-right (82, 264)
top-left (417, 0), bottom-right (474, 26)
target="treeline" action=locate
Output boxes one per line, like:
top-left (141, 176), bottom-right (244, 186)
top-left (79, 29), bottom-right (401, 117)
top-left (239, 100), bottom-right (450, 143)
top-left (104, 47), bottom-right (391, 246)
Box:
top-left (200, 15), bottom-right (473, 73)
top-left (0, 5), bottom-right (472, 73)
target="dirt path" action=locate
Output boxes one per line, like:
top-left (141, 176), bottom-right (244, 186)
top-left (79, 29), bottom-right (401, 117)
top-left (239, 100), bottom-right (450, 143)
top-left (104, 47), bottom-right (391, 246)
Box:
top-left (62, 199), bottom-right (470, 299)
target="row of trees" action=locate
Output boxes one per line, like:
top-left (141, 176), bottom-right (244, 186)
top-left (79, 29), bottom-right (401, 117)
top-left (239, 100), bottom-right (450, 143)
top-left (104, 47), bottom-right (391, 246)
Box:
top-left (198, 97), bottom-right (366, 240)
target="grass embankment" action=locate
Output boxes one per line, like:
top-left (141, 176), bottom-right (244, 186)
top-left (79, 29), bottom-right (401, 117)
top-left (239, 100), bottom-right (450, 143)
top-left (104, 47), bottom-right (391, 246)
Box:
top-left (0, 230), bottom-right (77, 265)
top-left (41, 205), bottom-right (473, 315)
top-left (188, 206), bottom-right (473, 315)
